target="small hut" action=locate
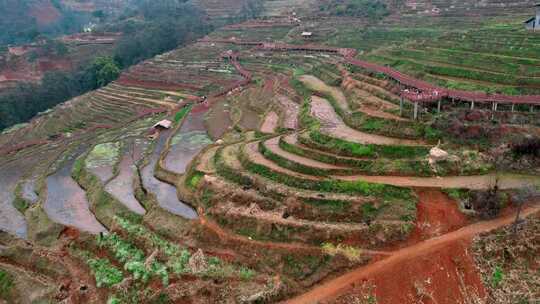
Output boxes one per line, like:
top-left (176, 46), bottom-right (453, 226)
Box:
top-left (301, 32), bottom-right (313, 39)
top-left (153, 119), bottom-right (172, 130)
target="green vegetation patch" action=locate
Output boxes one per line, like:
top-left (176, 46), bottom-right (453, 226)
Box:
top-left (279, 136), bottom-right (436, 176)
top-left (85, 142), bottom-right (121, 170)
top-left (88, 258), bottom-right (124, 288)
top-left (72, 249), bottom-right (123, 288)
top-left (170, 131), bottom-right (213, 147)
top-left (113, 216), bottom-right (253, 280)
top-left (97, 232), bottom-right (169, 285)
top-left (0, 269), bottom-right (13, 299)
top-left (239, 145), bottom-right (413, 201)
top-left (259, 140), bottom-right (350, 177)
top-left (186, 171), bottom-right (205, 190)
top-left (174, 105), bottom-right (192, 123)
top-left (306, 129), bottom-right (429, 159)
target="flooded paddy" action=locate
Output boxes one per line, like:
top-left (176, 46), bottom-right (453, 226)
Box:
top-left (45, 147), bottom-right (107, 234)
top-left (164, 104), bottom-right (213, 175)
top-left (85, 142), bottom-right (121, 183)
top-left (142, 129), bottom-right (198, 219)
top-left (105, 140), bottom-right (148, 215)
top-left (0, 162), bottom-right (28, 238)
top-left (20, 178), bottom-right (39, 205)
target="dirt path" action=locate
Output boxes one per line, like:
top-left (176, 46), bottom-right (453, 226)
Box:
top-left (335, 173), bottom-right (540, 190)
top-left (348, 87), bottom-right (405, 121)
top-left (265, 136), bottom-right (343, 169)
top-left (406, 189), bottom-right (469, 245)
top-left (353, 105), bottom-right (405, 122)
top-left (310, 96), bottom-right (425, 146)
top-left (195, 146), bottom-right (219, 174)
top-left (285, 204), bottom-right (540, 304)
top-left (276, 95), bottom-right (299, 129)
top-left (299, 75), bottom-right (350, 111)
top-left (248, 136), bottom-right (539, 191)
top-left (245, 141), bottom-right (321, 180)
top-left (260, 111), bottom-right (279, 133)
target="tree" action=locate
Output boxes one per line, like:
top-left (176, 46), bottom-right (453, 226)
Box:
top-left (92, 10), bottom-right (105, 19)
top-left (87, 57), bottom-right (121, 88)
top-left (96, 61), bottom-right (120, 87)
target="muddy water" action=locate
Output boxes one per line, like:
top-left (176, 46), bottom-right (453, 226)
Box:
top-left (105, 140), bottom-right (147, 215)
top-left (164, 105), bottom-right (213, 175)
top-left (0, 162), bottom-right (27, 238)
top-left (45, 147), bottom-right (107, 234)
top-left (142, 129), bottom-right (198, 219)
top-left (86, 142), bottom-right (121, 183)
top-left (21, 178), bottom-right (39, 205)
top-left (89, 166), bottom-right (114, 184)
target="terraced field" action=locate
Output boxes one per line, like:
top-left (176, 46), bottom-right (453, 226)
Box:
top-left (1, 1), bottom-right (540, 303)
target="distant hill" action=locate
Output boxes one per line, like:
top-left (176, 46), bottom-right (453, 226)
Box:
top-left (0, 0), bottom-right (130, 46)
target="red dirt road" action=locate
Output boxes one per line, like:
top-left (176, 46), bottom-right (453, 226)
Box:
top-left (285, 204), bottom-right (540, 304)
top-left (406, 189), bottom-right (469, 245)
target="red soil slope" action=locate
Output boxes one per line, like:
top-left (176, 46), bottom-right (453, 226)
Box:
top-left (29, 0), bottom-right (61, 26)
top-left (286, 196), bottom-right (540, 304)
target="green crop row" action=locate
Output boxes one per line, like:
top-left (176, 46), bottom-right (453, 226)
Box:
top-left (307, 129), bottom-right (429, 159)
top-left (97, 233), bottom-right (169, 285)
top-left (72, 249), bottom-right (124, 289)
top-left (239, 145), bottom-right (414, 201)
top-left (259, 140), bottom-right (346, 177)
top-left (174, 104), bottom-right (192, 123)
top-left (279, 136), bottom-right (435, 176)
top-left (371, 54), bottom-right (540, 87)
top-left (88, 258), bottom-right (124, 288)
top-left (114, 216), bottom-right (254, 279)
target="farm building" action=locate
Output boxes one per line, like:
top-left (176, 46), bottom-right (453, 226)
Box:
top-left (153, 119), bottom-right (172, 130)
top-left (524, 4), bottom-right (540, 30)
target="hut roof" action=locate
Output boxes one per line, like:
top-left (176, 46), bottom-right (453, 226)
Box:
top-left (153, 119), bottom-right (172, 129)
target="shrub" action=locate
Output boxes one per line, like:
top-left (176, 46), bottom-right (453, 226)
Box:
top-left (174, 104), bottom-right (192, 123)
top-left (491, 265), bottom-right (504, 288)
top-left (114, 216), bottom-right (180, 257)
top-left (107, 297), bottom-right (121, 304)
top-left (170, 249), bottom-right (191, 274)
top-left (512, 138), bottom-right (540, 158)
top-left (0, 270), bottom-right (13, 298)
top-left (321, 243), bottom-right (363, 261)
top-left (238, 267), bottom-right (256, 281)
top-left (186, 171), bottom-right (205, 189)
top-left (87, 258), bottom-right (124, 288)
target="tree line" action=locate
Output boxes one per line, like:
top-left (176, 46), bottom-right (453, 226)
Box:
top-left (0, 0), bottom-right (212, 131)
